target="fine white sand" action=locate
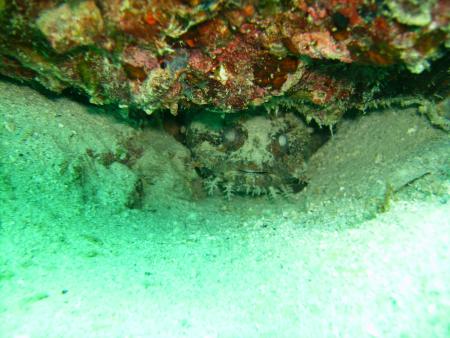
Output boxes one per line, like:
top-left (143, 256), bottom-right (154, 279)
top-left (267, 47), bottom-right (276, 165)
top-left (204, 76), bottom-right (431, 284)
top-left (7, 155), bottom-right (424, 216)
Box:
top-left (1, 81), bottom-right (449, 337)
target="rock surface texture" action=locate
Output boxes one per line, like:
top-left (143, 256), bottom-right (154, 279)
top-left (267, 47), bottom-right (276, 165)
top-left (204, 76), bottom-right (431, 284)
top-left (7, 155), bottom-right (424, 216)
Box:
top-left (0, 0), bottom-right (448, 126)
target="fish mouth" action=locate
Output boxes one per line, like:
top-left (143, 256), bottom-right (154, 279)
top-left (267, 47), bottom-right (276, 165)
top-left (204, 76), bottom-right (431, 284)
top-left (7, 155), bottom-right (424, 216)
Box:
top-left (238, 169), bottom-right (269, 175)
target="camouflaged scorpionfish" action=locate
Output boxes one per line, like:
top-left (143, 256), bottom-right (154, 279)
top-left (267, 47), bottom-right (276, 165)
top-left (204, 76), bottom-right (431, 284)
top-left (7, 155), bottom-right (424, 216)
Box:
top-left (185, 111), bottom-right (326, 199)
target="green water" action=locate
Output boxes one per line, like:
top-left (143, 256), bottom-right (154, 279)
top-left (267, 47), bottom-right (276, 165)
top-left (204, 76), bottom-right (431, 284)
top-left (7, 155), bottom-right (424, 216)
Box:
top-left (1, 81), bottom-right (449, 337)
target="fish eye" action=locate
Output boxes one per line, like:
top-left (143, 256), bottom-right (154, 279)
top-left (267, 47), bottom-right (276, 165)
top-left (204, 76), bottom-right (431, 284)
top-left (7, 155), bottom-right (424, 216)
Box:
top-left (271, 133), bottom-right (289, 157)
top-left (224, 128), bottom-right (238, 143)
top-left (222, 126), bottom-right (246, 151)
top-left (278, 134), bottom-right (288, 147)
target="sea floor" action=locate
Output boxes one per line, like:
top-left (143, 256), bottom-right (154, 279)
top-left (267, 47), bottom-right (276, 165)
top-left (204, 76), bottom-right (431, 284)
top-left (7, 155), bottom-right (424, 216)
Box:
top-left (1, 80), bottom-right (449, 337)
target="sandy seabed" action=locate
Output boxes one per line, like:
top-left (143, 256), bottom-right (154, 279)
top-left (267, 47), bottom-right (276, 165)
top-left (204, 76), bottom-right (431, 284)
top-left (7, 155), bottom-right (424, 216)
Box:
top-left (1, 80), bottom-right (449, 337)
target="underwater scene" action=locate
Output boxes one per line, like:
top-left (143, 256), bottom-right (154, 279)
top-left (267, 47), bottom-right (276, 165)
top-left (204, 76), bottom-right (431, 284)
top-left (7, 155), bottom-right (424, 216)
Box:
top-left (0, 0), bottom-right (449, 337)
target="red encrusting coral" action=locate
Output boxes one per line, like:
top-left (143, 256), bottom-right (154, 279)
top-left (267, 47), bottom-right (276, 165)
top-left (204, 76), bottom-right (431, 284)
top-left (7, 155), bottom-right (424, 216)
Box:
top-left (0, 0), bottom-right (448, 126)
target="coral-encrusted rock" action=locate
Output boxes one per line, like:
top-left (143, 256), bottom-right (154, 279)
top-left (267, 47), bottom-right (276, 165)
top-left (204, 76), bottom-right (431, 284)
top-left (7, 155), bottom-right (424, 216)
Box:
top-left (0, 0), bottom-right (448, 126)
top-left (36, 1), bottom-right (104, 53)
top-left (290, 31), bottom-right (352, 63)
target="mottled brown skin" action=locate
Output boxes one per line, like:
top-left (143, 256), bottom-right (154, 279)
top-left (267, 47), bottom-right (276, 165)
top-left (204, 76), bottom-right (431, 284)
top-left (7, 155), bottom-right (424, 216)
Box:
top-left (185, 112), bottom-right (326, 198)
